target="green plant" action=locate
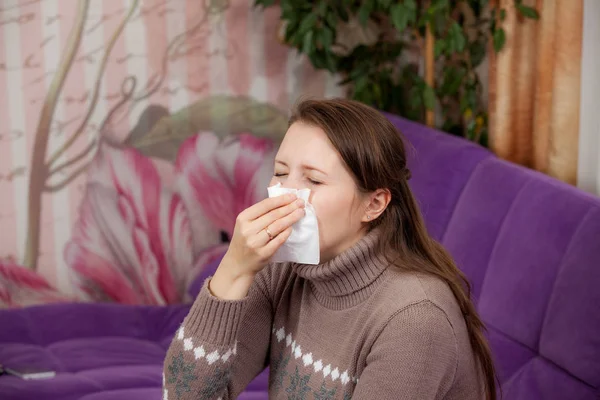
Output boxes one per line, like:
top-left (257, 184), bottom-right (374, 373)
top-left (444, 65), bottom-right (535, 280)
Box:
top-left (253, 0), bottom-right (538, 147)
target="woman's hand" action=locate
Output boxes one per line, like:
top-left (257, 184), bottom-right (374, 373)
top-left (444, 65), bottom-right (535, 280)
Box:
top-left (209, 193), bottom-right (306, 300)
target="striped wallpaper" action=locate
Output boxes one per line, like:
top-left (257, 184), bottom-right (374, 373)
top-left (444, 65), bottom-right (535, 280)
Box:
top-left (0, 0), bottom-right (343, 294)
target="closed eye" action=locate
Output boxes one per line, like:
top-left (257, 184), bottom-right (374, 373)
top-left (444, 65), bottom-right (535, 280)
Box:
top-left (274, 173), bottom-right (322, 185)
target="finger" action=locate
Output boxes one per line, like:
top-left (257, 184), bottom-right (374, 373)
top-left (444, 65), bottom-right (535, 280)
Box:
top-left (241, 193), bottom-right (297, 221)
top-left (252, 197), bottom-right (305, 232)
top-left (251, 204), bottom-right (304, 248)
top-left (262, 226), bottom-right (293, 256)
top-left (263, 207), bottom-right (305, 238)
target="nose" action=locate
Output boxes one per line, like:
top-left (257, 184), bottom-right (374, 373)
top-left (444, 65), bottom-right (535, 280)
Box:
top-left (279, 173), bottom-right (303, 191)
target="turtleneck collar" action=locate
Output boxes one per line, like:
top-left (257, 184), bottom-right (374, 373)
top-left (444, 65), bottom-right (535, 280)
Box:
top-left (292, 228), bottom-right (391, 309)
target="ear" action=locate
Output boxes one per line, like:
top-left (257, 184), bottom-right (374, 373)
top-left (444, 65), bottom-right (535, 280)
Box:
top-left (362, 188), bottom-right (391, 222)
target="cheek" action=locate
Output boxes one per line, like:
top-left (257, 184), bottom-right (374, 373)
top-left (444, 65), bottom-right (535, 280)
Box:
top-left (311, 190), bottom-right (355, 226)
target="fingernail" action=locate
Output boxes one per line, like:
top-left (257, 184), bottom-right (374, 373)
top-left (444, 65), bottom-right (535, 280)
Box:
top-left (296, 199), bottom-right (305, 207)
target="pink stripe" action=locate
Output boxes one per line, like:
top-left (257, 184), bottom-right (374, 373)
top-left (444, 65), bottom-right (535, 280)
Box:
top-left (18, 1), bottom-right (55, 283)
top-left (263, 6), bottom-right (289, 107)
top-left (57, 3), bottom-right (89, 283)
top-left (0, 10), bottom-right (18, 264)
top-left (102, 0), bottom-right (134, 138)
top-left (227, 0), bottom-right (250, 95)
top-left (185, 0), bottom-right (210, 102)
top-left (141, 0), bottom-right (168, 105)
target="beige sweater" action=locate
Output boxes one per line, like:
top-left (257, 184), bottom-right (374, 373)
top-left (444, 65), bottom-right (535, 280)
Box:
top-left (163, 230), bottom-right (484, 399)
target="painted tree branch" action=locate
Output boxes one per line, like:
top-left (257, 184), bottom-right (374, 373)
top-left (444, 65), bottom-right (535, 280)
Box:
top-left (23, 0), bottom-right (90, 270)
top-left (46, 75), bottom-right (139, 190)
top-left (47, 139), bottom-right (97, 177)
top-left (132, 12), bottom-right (208, 103)
top-left (45, 0), bottom-right (140, 169)
top-left (44, 162), bottom-right (91, 193)
top-left (97, 76), bottom-right (137, 135)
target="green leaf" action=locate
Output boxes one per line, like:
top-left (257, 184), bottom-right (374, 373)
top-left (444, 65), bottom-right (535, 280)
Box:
top-left (459, 95), bottom-right (469, 113)
top-left (423, 84), bottom-right (436, 110)
top-left (440, 67), bottom-right (465, 96)
top-left (426, 0), bottom-right (449, 25)
top-left (280, 1), bottom-right (293, 16)
top-left (125, 96), bottom-right (288, 162)
top-left (466, 119), bottom-right (477, 140)
top-left (493, 28), bottom-right (506, 52)
top-left (469, 39), bottom-right (487, 67)
top-left (253, 0), bottom-right (276, 7)
top-left (409, 86), bottom-right (423, 111)
top-left (479, 128), bottom-right (489, 147)
top-left (337, 6), bottom-right (350, 22)
top-left (500, 9), bottom-right (507, 21)
top-left (516, 4), bottom-right (539, 19)
top-left (391, 3), bottom-right (409, 32)
top-left (302, 30), bottom-right (314, 54)
top-left (449, 22), bottom-right (466, 53)
top-left (317, 1), bottom-right (327, 16)
top-left (324, 52), bottom-right (337, 72)
top-left (321, 27), bottom-right (334, 49)
top-left (308, 51), bottom-right (323, 69)
top-left (371, 82), bottom-right (383, 107)
top-left (357, 2), bottom-right (373, 26)
top-left (325, 12), bottom-right (337, 28)
top-left (354, 75), bottom-right (369, 96)
top-left (405, 0), bottom-right (418, 22)
top-left (284, 21), bottom-right (298, 44)
top-left (299, 13), bottom-right (318, 35)
top-left (434, 39), bottom-right (446, 58)
top-left (431, 0), bottom-right (449, 9)
top-left (464, 85), bottom-right (478, 111)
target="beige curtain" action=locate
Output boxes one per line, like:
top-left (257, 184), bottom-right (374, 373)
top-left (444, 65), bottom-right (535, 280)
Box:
top-left (489, 0), bottom-right (583, 185)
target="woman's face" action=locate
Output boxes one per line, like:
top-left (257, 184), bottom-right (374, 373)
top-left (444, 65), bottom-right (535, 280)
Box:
top-left (270, 122), bottom-right (368, 262)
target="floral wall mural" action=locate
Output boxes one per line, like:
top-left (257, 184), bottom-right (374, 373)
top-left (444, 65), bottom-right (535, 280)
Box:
top-left (0, 0), bottom-right (343, 307)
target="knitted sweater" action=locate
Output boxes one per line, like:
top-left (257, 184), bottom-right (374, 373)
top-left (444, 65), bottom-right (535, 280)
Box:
top-left (162, 230), bottom-right (484, 399)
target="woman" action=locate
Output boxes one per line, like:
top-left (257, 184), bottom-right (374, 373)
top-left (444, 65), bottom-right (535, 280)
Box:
top-left (163, 99), bottom-right (498, 399)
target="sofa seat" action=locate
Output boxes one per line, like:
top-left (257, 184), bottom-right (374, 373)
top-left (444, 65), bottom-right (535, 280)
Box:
top-left (0, 302), bottom-right (269, 400)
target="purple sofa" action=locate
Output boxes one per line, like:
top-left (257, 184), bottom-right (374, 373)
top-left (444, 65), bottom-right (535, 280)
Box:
top-left (1, 115), bottom-right (599, 399)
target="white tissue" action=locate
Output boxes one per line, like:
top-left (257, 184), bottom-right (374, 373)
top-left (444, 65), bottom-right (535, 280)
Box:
top-left (267, 183), bottom-right (320, 264)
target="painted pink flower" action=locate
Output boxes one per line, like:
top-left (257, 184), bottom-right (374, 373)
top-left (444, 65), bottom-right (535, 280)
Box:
top-left (0, 262), bottom-right (73, 308)
top-left (175, 132), bottom-right (276, 239)
top-left (65, 142), bottom-right (218, 305)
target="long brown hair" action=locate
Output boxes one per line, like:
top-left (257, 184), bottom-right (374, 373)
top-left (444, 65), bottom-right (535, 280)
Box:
top-left (289, 98), bottom-right (499, 400)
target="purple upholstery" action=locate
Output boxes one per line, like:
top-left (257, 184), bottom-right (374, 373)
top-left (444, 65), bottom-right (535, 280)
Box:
top-left (390, 114), bottom-right (600, 399)
top-left (0, 298), bottom-right (267, 400)
top-left (1, 114), bottom-right (599, 399)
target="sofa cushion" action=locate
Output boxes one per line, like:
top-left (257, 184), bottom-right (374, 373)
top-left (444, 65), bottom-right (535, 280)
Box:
top-left (387, 114), bottom-right (494, 240)
top-left (0, 297), bottom-right (270, 400)
top-left (0, 303), bottom-right (188, 400)
top-left (441, 157), bottom-right (600, 395)
top-left (387, 115), bottom-right (600, 398)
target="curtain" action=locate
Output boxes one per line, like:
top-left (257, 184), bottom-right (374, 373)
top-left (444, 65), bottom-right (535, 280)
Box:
top-left (488, 0), bottom-right (583, 185)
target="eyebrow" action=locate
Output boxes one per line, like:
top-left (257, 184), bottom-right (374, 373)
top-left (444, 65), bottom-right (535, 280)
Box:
top-left (275, 160), bottom-right (328, 176)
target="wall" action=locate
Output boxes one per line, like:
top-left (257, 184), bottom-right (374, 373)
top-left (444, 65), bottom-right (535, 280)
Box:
top-left (0, 0), bottom-right (343, 302)
top-left (577, 0), bottom-right (600, 194)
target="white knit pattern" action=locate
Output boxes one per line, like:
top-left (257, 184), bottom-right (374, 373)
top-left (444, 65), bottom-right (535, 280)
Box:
top-left (272, 326), bottom-right (359, 386)
top-left (177, 326), bottom-right (237, 365)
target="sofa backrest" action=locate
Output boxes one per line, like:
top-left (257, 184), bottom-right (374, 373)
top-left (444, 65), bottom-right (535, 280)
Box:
top-left (388, 114), bottom-right (600, 399)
